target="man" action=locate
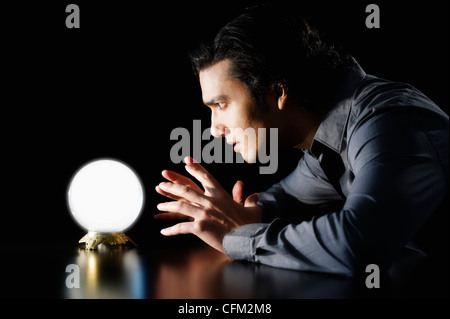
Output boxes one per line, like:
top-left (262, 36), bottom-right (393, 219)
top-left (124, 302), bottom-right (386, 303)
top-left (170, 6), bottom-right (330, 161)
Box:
top-left (155, 5), bottom-right (449, 278)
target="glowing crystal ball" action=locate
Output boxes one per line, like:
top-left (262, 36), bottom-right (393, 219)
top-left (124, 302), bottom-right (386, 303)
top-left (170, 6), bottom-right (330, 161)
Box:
top-left (67, 159), bottom-right (144, 233)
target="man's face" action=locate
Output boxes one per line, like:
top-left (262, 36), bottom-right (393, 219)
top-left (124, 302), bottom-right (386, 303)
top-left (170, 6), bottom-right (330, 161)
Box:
top-left (199, 59), bottom-right (270, 163)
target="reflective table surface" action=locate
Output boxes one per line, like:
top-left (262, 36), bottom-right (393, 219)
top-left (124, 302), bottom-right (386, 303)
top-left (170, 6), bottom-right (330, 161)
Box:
top-left (2, 239), bottom-right (447, 299)
top-left (63, 244), bottom-right (357, 299)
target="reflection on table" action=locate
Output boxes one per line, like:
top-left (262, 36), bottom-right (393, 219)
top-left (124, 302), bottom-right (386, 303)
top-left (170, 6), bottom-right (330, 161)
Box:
top-left (62, 243), bottom-right (361, 299)
top-left (64, 245), bottom-right (147, 299)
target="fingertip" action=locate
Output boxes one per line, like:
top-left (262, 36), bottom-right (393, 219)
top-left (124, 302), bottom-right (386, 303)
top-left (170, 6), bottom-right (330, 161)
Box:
top-left (249, 193), bottom-right (260, 203)
top-left (155, 185), bottom-right (166, 195)
top-left (250, 192), bottom-right (259, 198)
top-left (232, 180), bottom-right (244, 193)
top-left (161, 170), bottom-right (170, 178)
top-left (184, 156), bottom-right (199, 165)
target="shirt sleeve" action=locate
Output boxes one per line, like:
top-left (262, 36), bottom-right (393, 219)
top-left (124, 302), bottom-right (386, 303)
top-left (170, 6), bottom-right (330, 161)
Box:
top-left (223, 108), bottom-right (448, 277)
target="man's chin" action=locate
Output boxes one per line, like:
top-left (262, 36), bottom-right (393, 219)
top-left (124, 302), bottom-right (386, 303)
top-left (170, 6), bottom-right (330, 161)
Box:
top-left (238, 151), bottom-right (257, 164)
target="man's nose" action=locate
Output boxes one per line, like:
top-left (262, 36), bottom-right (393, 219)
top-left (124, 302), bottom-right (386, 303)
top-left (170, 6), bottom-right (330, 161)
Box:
top-left (210, 113), bottom-right (225, 138)
top-left (210, 126), bottom-right (223, 138)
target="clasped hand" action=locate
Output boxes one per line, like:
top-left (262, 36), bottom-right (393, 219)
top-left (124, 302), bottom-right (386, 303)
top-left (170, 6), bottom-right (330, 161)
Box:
top-left (155, 156), bottom-right (262, 253)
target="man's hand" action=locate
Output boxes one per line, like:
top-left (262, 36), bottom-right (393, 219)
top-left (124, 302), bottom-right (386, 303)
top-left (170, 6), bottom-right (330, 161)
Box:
top-left (155, 156), bottom-right (262, 253)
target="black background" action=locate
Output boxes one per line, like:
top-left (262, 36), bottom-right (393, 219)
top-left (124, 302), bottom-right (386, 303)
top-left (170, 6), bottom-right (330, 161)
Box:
top-left (2, 0), bottom-right (448, 255)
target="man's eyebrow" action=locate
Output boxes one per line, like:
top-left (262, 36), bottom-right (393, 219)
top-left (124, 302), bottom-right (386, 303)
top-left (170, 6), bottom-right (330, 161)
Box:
top-left (203, 95), bottom-right (228, 106)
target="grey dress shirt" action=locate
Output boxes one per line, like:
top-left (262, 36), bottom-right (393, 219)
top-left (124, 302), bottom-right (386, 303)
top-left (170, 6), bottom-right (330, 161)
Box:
top-left (222, 60), bottom-right (449, 277)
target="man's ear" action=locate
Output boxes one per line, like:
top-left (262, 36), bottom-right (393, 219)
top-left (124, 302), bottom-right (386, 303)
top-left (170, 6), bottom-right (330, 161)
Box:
top-left (276, 83), bottom-right (288, 111)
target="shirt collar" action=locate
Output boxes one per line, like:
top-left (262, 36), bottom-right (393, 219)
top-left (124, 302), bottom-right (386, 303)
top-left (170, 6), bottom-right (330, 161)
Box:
top-left (310, 58), bottom-right (366, 156)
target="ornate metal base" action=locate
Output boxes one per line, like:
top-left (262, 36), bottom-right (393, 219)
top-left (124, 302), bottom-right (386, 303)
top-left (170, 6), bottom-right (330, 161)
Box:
top-left (79, 231), bottom-right (137, 250)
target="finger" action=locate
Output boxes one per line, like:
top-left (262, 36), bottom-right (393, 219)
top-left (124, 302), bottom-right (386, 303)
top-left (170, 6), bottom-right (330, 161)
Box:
top-left (156, 185), bottom-right (183, 202)
top-left (156, 186), bottom-right (202, 207)
top-left (184, 157), bottom-right (224, 196)
top-left (184, 156), bottom-right (199, 165)
top-left (157, 200), bottom-right (203, 219)
top-left (160, 222), bottom-right (194, 236)
top-left (158, 182), bottom-right (211, 207)
top-left (244, 193), bottom-right (260, 207)
top-left (232, 180), bottom-right (245, 205)
top-left (162, 170), bottom-right (203, 194)
top-left (154, 212), bottom-right (194, 221)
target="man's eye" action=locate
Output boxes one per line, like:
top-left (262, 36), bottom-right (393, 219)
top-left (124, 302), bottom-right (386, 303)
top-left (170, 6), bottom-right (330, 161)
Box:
top-left (217, 102), bottom-right (226, 109)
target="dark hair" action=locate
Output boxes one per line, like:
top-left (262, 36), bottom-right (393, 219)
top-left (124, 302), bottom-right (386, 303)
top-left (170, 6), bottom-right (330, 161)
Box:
top-left (189, 4), bottom-right (352, 110)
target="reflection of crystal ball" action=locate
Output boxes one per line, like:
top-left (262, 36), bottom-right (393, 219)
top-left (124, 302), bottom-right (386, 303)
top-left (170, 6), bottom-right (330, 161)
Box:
top-left (67, 159), bottom-right (144, 233)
